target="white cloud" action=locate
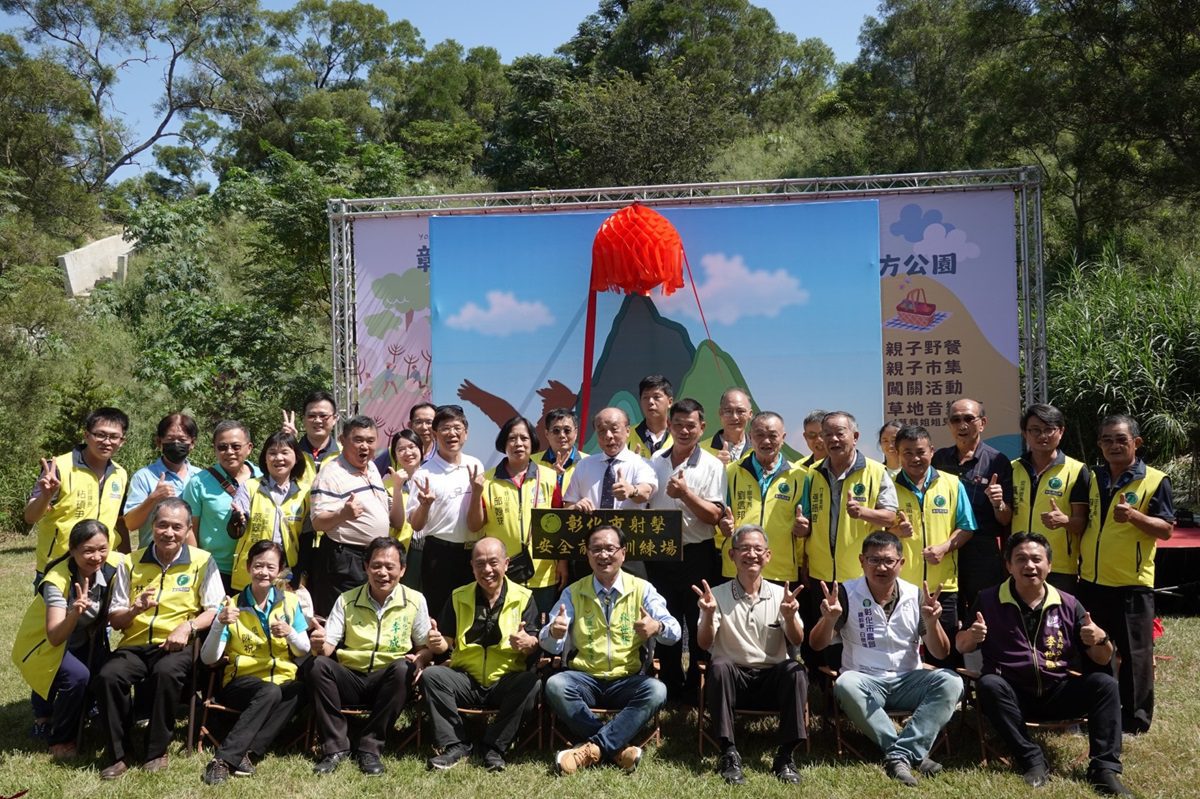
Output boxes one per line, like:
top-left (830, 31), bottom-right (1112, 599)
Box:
top-left (657, 252), bottom-right (809, 325)
top-left (913, 223), bottom-right (981, 260)
top-left (445, 291), bottom-right (555, 336)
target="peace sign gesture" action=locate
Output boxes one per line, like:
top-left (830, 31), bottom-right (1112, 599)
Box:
top-left (691, 579), bottom-right (717, 614)
top-left (468, 465), bottom-right (485, 495)
top-left (780, 581), bottom-right (804, 619)
top-left (819, 581), bottom-right (842, 620)
top-left (415, 477), bottom-right (436, 507)
top-left (281, 409), bottom-right (298, 438)
top-left (553, 449), bottom-right (571, 476)
top-left (920, 580), bottom-right (943, 620)
top-left (70, 576), bottom-right (92, 617)
top-left (37, 457), bottom-right (60, 495)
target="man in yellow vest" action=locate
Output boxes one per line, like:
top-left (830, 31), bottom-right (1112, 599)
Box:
top-left (25, 407), bottom-right (130, 576)
top-left (306, 536), bottom-right (431, 776)
top-left (1076, 415), bottom-right (1174, 735)
top-left (541, 525), bottom-right (680, 775)
top-left (889, 425), bottom-right (977, 667)
top-left (94, 498), bottom-right (224, 779)
top-left (797, 409), bottom-right (829, 468)
top-left (421, 537), bottom-right (541, 772)
top-left (701, 388), bottom-right (753, 465)
top-left (629, 375), bottom-right (674, 458)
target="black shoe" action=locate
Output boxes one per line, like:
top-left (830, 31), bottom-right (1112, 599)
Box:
top-left (233, 755), bottom-right (255, 777)
top-left (202, 758), bottom-right (231, 785)
top-left (30, 720), bottom-right (49, 740)
top-left (885, 758), bottom-right (920, 787)
top-left (717, 750), bottom-right (746, 785)
top-left (772, 755), bottom-right (802, 784)
top-left (313, 749), bottom-right (350, 775)
top-left (357, 751), bottom-right (385, 776)
top-left (1023, 764), bottom-right (1049, 788)
top-left (1089, 768), bottom-right (1133, 796)
top-left (482, 747), bottom-right (506, 773)
top-left (427, 742), bottom-right (473, 771)
top-left (918, 757), bottom-right (943, 777)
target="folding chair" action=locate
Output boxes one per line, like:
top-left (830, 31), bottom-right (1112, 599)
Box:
top-left (546, 654), bottom-right (664, 750)
top-left (957, 669), bottom-right (1089, 768)
top-left (818, 665), bottom-right (957, 760)
top-left (696, 661), bottom-right (812, 755)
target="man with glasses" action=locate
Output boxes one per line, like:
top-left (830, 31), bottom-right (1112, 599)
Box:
top-left (696, 524), bottom-right (808, 785)
top-left (26, 407), bottom-right (131, 577)
top-left (408, 402), bottom-right (437, 460)
top-left (810, 531), bottom-right (962, 787)
top-left (932, 398), bottom-right (1013, 619)
top-left (1076, 415), bottom-right (1174, 735)
top-left (702, 388), bottom-right (753, 465)
top-left (282, 390), bottom-right (341, 486)
top-left (183, 420), bottom-right (260, 593)
top-left (541, 525), bottom-right (680, 775)
top-left (1011, 404), bottom-right (1091, 593)
top-left (540, 408), bottom-right (580, 507)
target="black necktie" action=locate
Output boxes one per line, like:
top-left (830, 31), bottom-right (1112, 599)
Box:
top-left (600, 458), bottom-right (616, 509)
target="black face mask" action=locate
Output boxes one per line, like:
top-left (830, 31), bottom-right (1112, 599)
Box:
top-left (162, 441), bottom-right (192, 464)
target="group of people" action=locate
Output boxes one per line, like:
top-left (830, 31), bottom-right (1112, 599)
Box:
top-left (11, 380), bottom-right (1174, 796)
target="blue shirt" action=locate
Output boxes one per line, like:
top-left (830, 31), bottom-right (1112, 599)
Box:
top-left (218, 586), bottom-right (309, 642)
top-left (895, 466), bottom-right (978, 531)
top-left (538, 572), bottom-right (681, 655)
top-left (182, 463), bottom-right (262, 574)
top-left (122, 458), bottom-right (196, 545)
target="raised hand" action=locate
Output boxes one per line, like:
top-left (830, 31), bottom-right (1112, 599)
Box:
top-left (920, 580), bottom-right (943, 620)
top-left (633, 607), bottom-right (659, 641)
top-left (792, 504), bottom-right (811, 538)
top-left (148, 470), bottom-right (175, 502)
top-left (37, 457), bottom-right (60, 495)
top-left (846, 497), bottom-right (864, 519)
top-left (309, 616), bottom-right (327, 653)
top-left (691, 579), bottom-right (717, 614)
top-left (1040, 497), bottom-right (1068, 529)
top-left (985, 473), bottom-right (1004, 509)
top-left (1079, 611), bottom-right (1106, 647)
top-left (553, 450), bottom-right (570, 476)
top-left (1113, 494), bottom-right (1134, 523)
top-left (611, 468), bottom-right (634, 501)
top-left (70, 576), bottom-right (92, 617)
top-left (415, 478), bottom-right (436, 508)
top-left (508, 621), bottom-right (537, 653)
top-left (718, 506), bottom-right (735, 537)
top-left (819, 581), bottom-right (842, 620)
top-left (717, 442), bottom-right (732, 465)
top-left (967, 611), bottom-right (987, 644)
top-left (666, 469), bottom-right (687, 499)
top-left (895, 510), bottom-right (914, 538)
top-left (218, 595), bottom-right (239, 626)
top-left (342, 494), bottom-right (364, 520)
top-left (133, 585), bottom-right (159, 614)
top-left (469, 465), bottom-right (485, 495)
top-left (281, 409), bottom-right (298, 438)
top-left (386, 466), bottom-right (409, 489)
top-left (426, 618), bottom-right (445, 650)
top-left (780, 581), bottom-right (803, 619)
top-left (549, 603), bottom-right (570, 638)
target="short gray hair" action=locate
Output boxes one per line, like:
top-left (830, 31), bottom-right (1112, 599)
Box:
top-left (731, 524), bottom-right (768, 550)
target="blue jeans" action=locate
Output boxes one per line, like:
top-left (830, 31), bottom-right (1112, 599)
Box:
top-left (834, 668), bottom-right (962, 765)
top-left (544, 670), bottom-right (666, 758)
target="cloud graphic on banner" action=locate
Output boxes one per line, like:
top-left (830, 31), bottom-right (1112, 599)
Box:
top-left (890, 204), bottom-right (955, 243)
top-left (446, 291), bottom-right (555, 336)
top-left (913, 223), bottom-right (981, 260)
top-left (657, 253), bottom-right (809, 325)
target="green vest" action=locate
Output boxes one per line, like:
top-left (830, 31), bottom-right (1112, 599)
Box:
top-left (568, 575), bottom-right (647, 680)
top-left (231, 478), bottom-right (308, 590)
top-left (11, 553), bottom-right (122, 698)
top-left (1081, 466), bottom-right (1167, 588)
top-left (804, 456), bottom-right (888, 582)
top-left (894, 470), bottom-right (963, 591)
top-left (223, 589), bottom-right (302, 686)
top-left (722, 456), bottom-right (808, 582)
top-left (337, 584), bottom-right (423, 674)
top-left (1013, 455), bottom-right (1087, 576)
top-left (449, 579), bottom-right (531, 687)
top-left (32, 450), bottom-right (126, 572)
top-left (122, 544), bottom-right (213, 647)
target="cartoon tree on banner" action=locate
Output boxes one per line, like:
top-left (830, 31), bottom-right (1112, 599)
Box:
top-left (364, 269), bottom-right (430, 339)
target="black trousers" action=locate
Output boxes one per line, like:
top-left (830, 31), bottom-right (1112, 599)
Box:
top-left (420, 666), bottom-right (540, 752)
top-left (421, 537), bottom-right (474, 621)
top-left (305, 656), bottom-right (412, 755)
top-left (922, 591), bottom-right (960, 670)
top-left (801, 577), bottom-right (841, 670)
top-left (308, 539), bottom-right (367, 619)
top-left (213, 676), bottom-right (304, 765)
top-left (94, 644), bottom-right (193, 763)
top-left (976, 672), bottom-right (1122, 773)
top-left (1074, 581), bottom-right (1156, 733)
top-left (645, 541), bottom-right (719, 700)
top-left (706, 657), bottom-right (808, 747)
top-left (957, 541), bottom-right (1006, 620)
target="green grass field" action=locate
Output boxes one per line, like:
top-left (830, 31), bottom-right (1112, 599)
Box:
top-left (1, 532), bottom-right (1197, 798)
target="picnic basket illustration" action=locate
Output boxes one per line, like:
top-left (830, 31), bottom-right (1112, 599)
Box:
top-left (896, 288), bottom-right (937, 327)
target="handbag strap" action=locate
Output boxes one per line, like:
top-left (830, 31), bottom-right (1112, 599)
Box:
top-left (207, 466), bottom-right (239, 498)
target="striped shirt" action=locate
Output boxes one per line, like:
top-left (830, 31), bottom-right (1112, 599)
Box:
top-left (310, 455), bottom-right (392, 547)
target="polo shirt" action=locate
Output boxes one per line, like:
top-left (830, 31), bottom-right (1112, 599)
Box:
top-left (708, 578), bottom-right (793, 668)
top-left (932, 440), bottom-right (1013, 546)
top-left (406, 450), bottom-right (485, 544)
top-left (182, 462), bottom-right (262, 573)
top-left (310, 455), bottom-right (393, 547)
top-left (648, 445), bottom-right (726, 545)
top-left (123, 457), bottom-right (196, 543)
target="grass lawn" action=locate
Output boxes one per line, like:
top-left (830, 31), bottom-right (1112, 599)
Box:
top-left (1, 532), bottom-right (1197, 798)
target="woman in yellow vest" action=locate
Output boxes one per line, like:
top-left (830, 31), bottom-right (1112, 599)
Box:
top-left (385, 429), bottom-right (423, 588)
top-left (467, 415), bottom-right (563, 615)
top-left (199, 540), bottom-right (309, 784)
top-left (230, 431), bottom-right (310, 591)
top-left (11, 519), bottom-right (124, 758)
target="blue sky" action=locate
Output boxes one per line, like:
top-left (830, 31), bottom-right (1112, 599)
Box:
top-left (1, 0), bottom-right (880, 182)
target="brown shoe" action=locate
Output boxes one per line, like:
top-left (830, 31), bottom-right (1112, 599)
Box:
top-left (614, 745), bottom-right (642, 773)
top-left (100, 761), bottom-right (129, 780)
top-left (142, 754), bottom-right (169, 773)
top-left (555, 742), bottom-right (601, 775)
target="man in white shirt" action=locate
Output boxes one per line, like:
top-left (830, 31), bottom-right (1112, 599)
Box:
top-left (647, 398), bottom-right (726, 702)
top-left (407, 404), bottom-right (486, 617)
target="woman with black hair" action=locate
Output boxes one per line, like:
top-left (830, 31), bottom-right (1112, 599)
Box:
top-left (230, 431), bottom-right (310, 590)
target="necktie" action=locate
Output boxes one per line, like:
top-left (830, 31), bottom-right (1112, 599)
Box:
top-left (599, 588), bottom-right (614, 621)
top-left (600, 457), bottom-right (616, 509)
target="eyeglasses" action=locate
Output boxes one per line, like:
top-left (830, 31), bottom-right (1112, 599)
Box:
top-left (305, 412), bottom-right (333, 421)
top-left (549, 426), bottom-right (576, 435)
top-left (733, 545), bottom-right (767, 555)
top-left (89, 431), bottom-right (125, 443)
top-left (410, 418), bottom-right (433, 427)
top-left (437, 425), bottom-right (467, 436)
top-left (1024, 426), bottom-right (1060, 438)
top-left (720, 407), bottom-right (751, 416)
top-left (865, 556), bottom-right (901, 568)
top-left (587, 545), bottom-right (623, 556)
top-left (216, 443), bottom-right (246, 452)
top-left (948, 414), bottom-right (980, 425)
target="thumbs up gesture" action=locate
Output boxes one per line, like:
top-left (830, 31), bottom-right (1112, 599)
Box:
top-left (426, 617), bottom-right (446, 651)
top-left (633, 606), bottom-right (660, 641)
top-left (666, 469), bottom-right (687, 499)
top-left (1113, 493), bottom-right (1134, 523)
top-left (691, 579), bottom-right (717, 614)
top-left (894, 510), bottom-right (914, 538)
top-left (792, 504), bottom-right (811, 538)
top-left (508, 620), bottom-right (537, 653)
top-left (1079, 611), bottom-right (1107, 647)
top-left (717, 442), bottom-right (733, 465)
top-left (342, 494), bottom-right (364, 521)
top-left (149, 470), bottom-right (175, 502)
top-left (1040, 497), bottom-right (1068, 530)
top-left (611, 468), bottom-right (634, 501)
top-left (968, 611), bottom-right (988, 644)
top-left (718, 505), bottom-right (736, 537)
top-left (985, 473), bottom-right (1004, 508)
top-left (550, 603), bottom-right (570, 638)
top-left (309, 616), bottom-right (327, 654)
top-left (218, 595), bottom-right (240, 626)
top-left (846, 497), bottom-right (864, 519)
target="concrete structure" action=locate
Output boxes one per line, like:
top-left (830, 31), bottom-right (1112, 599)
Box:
top-left (57, 234), bottom-right (135, 297)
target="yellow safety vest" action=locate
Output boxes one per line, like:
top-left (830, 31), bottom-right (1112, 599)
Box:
top-left (121, 544), bottom-right (214, 647)
top-left (699, 429), bottom-right (748, 461)
top-left (1081, 465), bottom-right (1167, 588)
top-left (12, 552), bottom-right (123, 698)
top-left (32, 450), bottom-right (126, 572)
top-left (1013, 455), bottom-right (1088, 576)
top-left (722, 455), bottom-right (808, 582)
top-left (298, 441), bottom-right (340, 489)
top-left (894, 470), bottom-right (964, 591)
top-left (448, 579), bottom-right (532, 687)
top-left (628, 422), bottom-right (672, 459)
top-left (480, 461), bottom-right (558, 588)
top-left (230, 478), bottom-right (308, 590)
top-left (337, 583), bottom-right (423, 674)
top-left (222, 588), bottom-right (303, 686)
top-left (804, 456), bottom-right (889, 582)
top-left (568, 575), bottom-right (648, 679)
